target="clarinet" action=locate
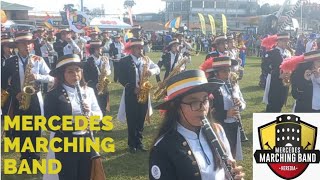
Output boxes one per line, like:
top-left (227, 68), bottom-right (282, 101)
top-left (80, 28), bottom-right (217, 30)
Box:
top-left (75, 81), bottom-right (101, 159)
top-left (227, 80), bottom-right (249, 142)
top-left (201, 116), bottom-right (234, 180)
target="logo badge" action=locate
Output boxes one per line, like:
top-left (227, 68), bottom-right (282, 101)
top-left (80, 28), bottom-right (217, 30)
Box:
top-left (254, 114), bottom-right (320, 179)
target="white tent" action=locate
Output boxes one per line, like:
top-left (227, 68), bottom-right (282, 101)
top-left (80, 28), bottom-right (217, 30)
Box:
top-left (90, 17), bottom-right (131, 29)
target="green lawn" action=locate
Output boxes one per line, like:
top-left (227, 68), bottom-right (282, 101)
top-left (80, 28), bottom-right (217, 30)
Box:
top-left (1, 52), bottom-right (295, 180)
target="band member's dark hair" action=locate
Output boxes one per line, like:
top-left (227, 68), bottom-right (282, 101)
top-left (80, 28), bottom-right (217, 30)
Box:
top-left (52, 65), bottom-right (87, 88)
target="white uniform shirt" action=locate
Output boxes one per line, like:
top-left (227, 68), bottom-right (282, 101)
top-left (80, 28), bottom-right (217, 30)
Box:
top-left (130, 55), bottom-right (160, 88)
top-left (63, 40), bottom-right (81, 56)
top-left (18, 54), bottom-right (54, 91)
top-left (177, 123), bottom-right (233, 180)
top-left (91, 55), bottom-right (112, 76)
top-left (62, 84), bottom-right (102, 135)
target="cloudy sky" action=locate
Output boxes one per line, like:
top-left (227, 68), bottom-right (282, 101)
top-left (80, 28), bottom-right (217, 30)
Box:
top-left (6, 0), bottom-right (319, 14)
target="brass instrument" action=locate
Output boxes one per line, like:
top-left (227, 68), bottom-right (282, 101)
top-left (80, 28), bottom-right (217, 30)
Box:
top-left (153, 56), bottom-right (189, 101)
top-left (19, 55), bottom-right (36, 111)
top-left (1, 89), bottom-right (9, 107)
top-left (137, 55), bottom-right (153, 104)
top-left (96, 56), bottom-right (111, 95)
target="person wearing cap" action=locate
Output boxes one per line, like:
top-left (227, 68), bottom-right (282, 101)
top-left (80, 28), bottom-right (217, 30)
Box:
top-left (72, 31), bottom-right (87, 60)
top-left (205, 35), bottom-right (228, 61)
top-left (262, 33), bottom-right (292, 112)
top-left (156, 39), bottom-right (184, 83)
top-left (44, 54), bottom-right (102, 180)
top-left (109, 34), bottom-right (124, 83)
top-left (33, 28), bottom-right (47, 57)
top-left (129, 25), bottom-right (142, 40)
top-left (83, 40), bottom-right (111, 116)
top-left (290, 50), bottom-right (320, 112)
top-left (1, 35), bottom-right (15, 67)
top-left (53, 28), bottom-right (81, 58)
top-left (88, 31), bottom-right (100, 43)
top-left (201, 56), bottom-right (246, 160)
top-left (1, 32), bottom-right (53, 168)
top-left (149, 70), bottom-right (245, 180)
top-left (227, 35), bottom-right (244, 80)
top-left (117, 38), bottom-right (160, 153)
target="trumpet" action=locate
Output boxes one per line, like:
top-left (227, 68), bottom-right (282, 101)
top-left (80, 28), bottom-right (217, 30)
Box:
top-left (137, 54), bottom-right (153, 104)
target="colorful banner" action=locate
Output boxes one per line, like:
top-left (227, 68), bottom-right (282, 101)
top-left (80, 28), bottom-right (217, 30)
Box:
top-left (222, 14), bottom-right (227, 35)
top-left (208, 14), bottom-right (216, 36)
top-left (198, 13), bottom-right (206, 35)
top-left (165, 16), bottom-right (181, 29)
top-left (44, 12), bottom-right (54, 29)
top-left (67, 11), bottom-right (90, 33)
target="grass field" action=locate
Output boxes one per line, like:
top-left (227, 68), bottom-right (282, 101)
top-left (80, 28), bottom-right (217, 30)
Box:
top-left (1, 52), bottom-right (295, 180)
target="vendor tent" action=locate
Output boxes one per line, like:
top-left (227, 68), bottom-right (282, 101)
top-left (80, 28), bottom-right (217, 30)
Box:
top-left (90, 17), bottom-right (131, 29)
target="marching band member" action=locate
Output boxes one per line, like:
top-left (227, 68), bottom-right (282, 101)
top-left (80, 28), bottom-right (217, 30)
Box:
top-left (1, 34), bottom-right (14, 67)
top-left (83, 40), bottom-right (111, 116)
top-left (205, 35), bottom-right (228, 60)
top-left (126, 25), bottom-right (142, 42)
top-left (53, 29), bottom-right (81, 58)
top-left (290, 50), bottom-right (320, 112)
top-left (207, 57), bottom-right (246, 160)
top-left (109, 34), bottom-right (124, 83)
top-left (262, 33), bottom-right (291, 112)
top-left (44, 54), bottom-right (103, 180)
top-left (236, 34), bottom-right (247, 67)
top-left (149, 70), bottom-right (245, 180)
top-left (156, 39), bottom-right (185, 83)
top-left (117, 39), bottom-right (160, 153)
top-left (1, 32), bottom-right (53, 168)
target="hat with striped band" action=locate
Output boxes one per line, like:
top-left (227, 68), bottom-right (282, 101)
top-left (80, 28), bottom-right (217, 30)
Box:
top-left (49, 54), bottom-right (83, 77)
top-left (303, 50), bottom-right (320, 62)
top-left (277, 33), bottom-right (290, 40)
top-left (130, 25), bottom-right (142, 32)
top-left (89, 40), bottom-right (103, 48)
top-left (1, 37), bottom-right (15, 48)
top-left (14, 32), bottom-right (35, 43)
top-left (212, 56), bottom-right (238, 69)
top-left (213, 35), bottom-right (227, 44)
top-left (154, 70), bottom-right (224, 110)
top-left (168, 39), bottom-right (180, 46)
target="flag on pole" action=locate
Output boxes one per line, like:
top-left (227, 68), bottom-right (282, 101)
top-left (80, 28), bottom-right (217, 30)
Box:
top-left (165, 16), bottom-right (181, 29)
top-left (94, 26), bottom-right (101, 33)
top-left (208, 14), bottom-right (216, 36)
top-left (222, 14), bottom-right (227, 35)
top-left (128, 7), bottom-right (133, 26)
top-left (44, 12), bottom-right (54, 29)
top-left (1, 10), bottom-right (7, 23)
top-left (198, 13), bottom-right (206, 35)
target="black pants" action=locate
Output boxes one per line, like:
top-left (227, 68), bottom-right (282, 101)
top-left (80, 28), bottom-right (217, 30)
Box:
top-left (14, 97), bottom-right (41, 164)
top-left (55, 133), bottom-right (92, 180)
top-left (97, 93), bottom-right (109, 116)
top-left (221, 122), bottom-right (238, 158)
top-left (125, 89), bottom-right (148, 148)
top-left (113, 61), bottom-right (120, 82)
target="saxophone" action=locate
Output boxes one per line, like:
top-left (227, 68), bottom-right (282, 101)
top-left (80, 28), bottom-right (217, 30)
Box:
top-left (1, 89), bottom-right (9, 108)
top-left (96, 56), bottom-right (111, 95)
top-left (153, 56), bottom-right (188, 101)
top-left (137, 55), bottom-right (153, 104)
top-left (19, 55), bottom-right (37, 111)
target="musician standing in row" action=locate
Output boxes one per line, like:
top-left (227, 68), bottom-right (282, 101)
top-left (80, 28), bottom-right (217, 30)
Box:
top-left (83, 40), bottom-right (111, 116)
top-left (1, 32), bottom-right (53, 169)
top-left (205, 35), bottom-right (228, 60)
top-left (149, 70), bottom-right (245, 180)
top-left (44, 54), bottom-right (102, 180)
top-left (118, 39), bottom-right (160, 153)
top-left (208, 57), bottom-right (246, 160)
top-left (262, 33), bottom-right (291, 112)
top-left (156, 39), bottom-right (183, 83)
top-left (53, 29), bottom-right (81, 58)
top-left (291, 50), bottom-right (320, 112)
top-left (1, 34), bottom-right (14, 67)
top-left (109, 35), bottom-right (124, 83)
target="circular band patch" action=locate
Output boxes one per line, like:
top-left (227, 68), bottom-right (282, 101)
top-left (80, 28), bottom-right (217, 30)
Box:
top-left (151, 165), bottom-right (161, 179)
